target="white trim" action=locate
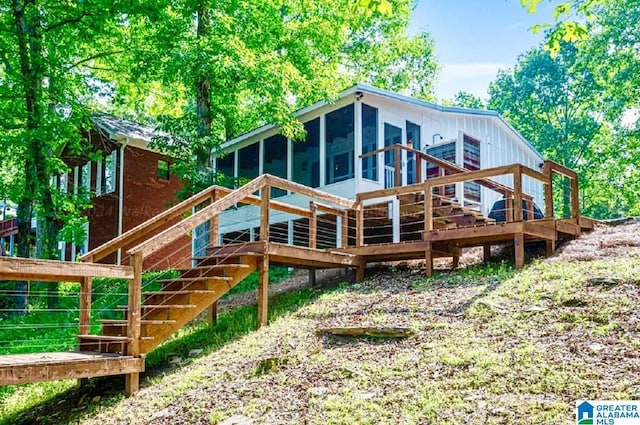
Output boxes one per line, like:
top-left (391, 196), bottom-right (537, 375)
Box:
top-left (117, 142), bottom-right (127, 265)
top-left (319, 113), bottom-right (326, 187)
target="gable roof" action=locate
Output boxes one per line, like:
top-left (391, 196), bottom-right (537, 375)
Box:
top-left (92, 113), bottom-right (162, 144)
top-left (223, 83), bottom-right (544, 160)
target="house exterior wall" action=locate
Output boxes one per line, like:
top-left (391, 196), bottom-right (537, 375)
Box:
top-left (215, 89), bottom-right (545, 237)
top-left (121, 146), bottom-right (191, 269)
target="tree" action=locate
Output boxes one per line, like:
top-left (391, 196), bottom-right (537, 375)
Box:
top-left (104, 0), bottom-right (438, 196)
top-left (0, 1), bottom-right (135, 309)
top-left (450, 91), bottom-right (486, 109)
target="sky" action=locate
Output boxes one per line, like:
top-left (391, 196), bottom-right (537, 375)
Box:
top-left (409, 0), bottom-right (559, 101)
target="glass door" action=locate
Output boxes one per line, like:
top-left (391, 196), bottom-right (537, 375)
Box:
top-left (383, 123), bottom-right (402, 188)
top-left (406, 121), bottom-right (421, 184)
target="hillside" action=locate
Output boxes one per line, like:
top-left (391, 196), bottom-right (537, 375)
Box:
top-left (8, 221), bottom-right (640, 424)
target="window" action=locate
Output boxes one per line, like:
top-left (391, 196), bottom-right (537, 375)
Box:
top-left (59, 173), bottom-right (68, 194)
top-left (427, 142), bottom-right (456, 197)
top-left (325, 104), bottom-right (355, 185)
top-left (361, 104), bottom-right (378, 181)
top-left (463, 134), bottom-right (481, 203)
top-left (80, 161), bottom-right (91, 192)
top-left (158, 159), bottom-right (170, 181)
top-left (102, 151), bottom-right (117, 194)
top-left (406, 121), bottom-right (421, 184)
top-left (237, 143), bottom-right (259, 184)
top-left (383, 123), bottom-right (402, 188)
top-left (263, 134), bottom-right (288, 198)
top-left (96, 160), bottom-right (103, 195)
top-left (292, 118), bottom-right (320, 188)
top-left (216, 152), bottom-right (236, 188)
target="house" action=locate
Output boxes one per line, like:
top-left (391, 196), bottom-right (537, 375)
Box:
top-left (211, 83), bottom-right (545, 247)
top-left (57, 114), bottom-right (190, 268)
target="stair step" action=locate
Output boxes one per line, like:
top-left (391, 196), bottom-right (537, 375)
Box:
top-left (98, 319), bottom-right (176, 326)
top-left (143, 290), bottom-right (217, 296)
top-left (78, 335), bottom-right (132, 341)
top-left (157, 276), bottom-right (232, 284)
top-left (176, 264), bottom-right (251, 273)
top-left (118, 304), bottom-right (197, 309)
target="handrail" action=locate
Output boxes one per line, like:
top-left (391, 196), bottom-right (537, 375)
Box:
top-left (360, 143), bottom-right (534, 200)
top-left (79, 186), bottom-right (217, 263)
top-left (127, 175), bottom-right (267, 258)
top-left (264, 174), bottom-right (356, 209)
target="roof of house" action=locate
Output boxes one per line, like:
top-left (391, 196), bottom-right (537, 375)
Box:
top-left (223, 83), bottom-right (543, 160)
top-left (92, 114), bottom-right (163, 144)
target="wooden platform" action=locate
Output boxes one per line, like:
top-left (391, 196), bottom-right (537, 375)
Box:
top-left (0, 351), bottom-right (144, 386)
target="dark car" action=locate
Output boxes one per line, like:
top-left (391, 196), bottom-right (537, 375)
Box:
top-left (488, 198), bottom-right (544, 222)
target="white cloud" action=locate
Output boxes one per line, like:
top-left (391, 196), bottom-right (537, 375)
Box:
top-left (435, 62), bottom-right (510, 101)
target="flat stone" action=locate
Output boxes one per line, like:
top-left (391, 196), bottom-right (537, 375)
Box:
top-left (219, 415), bottom-right (253, 425)
top-left (188, 349), bottom-right (203, 357)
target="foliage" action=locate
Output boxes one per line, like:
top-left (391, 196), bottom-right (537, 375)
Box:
top-left (449, 91), bottom-right (487, 110)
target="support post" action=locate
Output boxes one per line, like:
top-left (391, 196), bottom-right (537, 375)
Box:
top-left (207, 301), bottom-right (217, 326)
top-left (125, 252), bottom-right (143, 396)
top-left (308, 269), bottom-right (316, 287)
top-left (257, 254), bottom-right (269, 328)
top-left (514, 165), bottom-right (523, 222)
top-left (356, 201), bottom-right (364, 247)
top-left (514, 232), bottom-right (525, 269)
top-left (543, 161), bottom-right (553, 218)
top-left (570, 176), bottom-right (580, 219)
top-left (452, 256), bottom-right (459, 269)
top-left (355, 266), bottom-right (365, 283)
top-left (483, 244), bottom-right (491, 262)
top-left (545, 240), bottom-right (555, 257)
top-left (425, 242), bottom-right (433, 277)
top-left (342, 211), bottom-right (349, 248)
top-left (394, 144), bottom-right (401, 187)
top-left (260, 185), bottom-right (271, 242)
top-left (424, 182), bottom-right (433, 233)
top-left (210, 190), bottom-right (219, 247)
top-left (416, 158), bottom-right (422, 184)
top-left (309, 202), bottom-right (317, 249)
top-left (79, 276), bottom-right (92, 335)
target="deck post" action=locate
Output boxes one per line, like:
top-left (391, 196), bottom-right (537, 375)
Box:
top-left (125, 251), bottom-right (143, 396)
top-left (514, 232), bottom-right (525, 269)
top-left (545, 240), bottom-right (555, 257)
top-left (543, 161), bottom-right (553, 218)
top-left (452, 255), bottom-right (459, 269)
top-left (210, 189), bottom-right (220, 246)
top-left (416, 158), bottom-right (422, 184)
top-left (309, 202), bottom-right (317, 249)
top-left (483, 244), bottom-right (491, 262)
top-left (513, 165), bottom-right (523, 222)
top-left (257, 254), bottom-right (269, 328)
top-left (425, 242), bottom-right (433, 278)
top-left (308, 269), bottom-right (316, 287)
top-left (342, 211), bottom-right (349, 248)
top-left (570, 175), bottom-right (580, 220)
top-left (207, 301), bottom-right (218, 326)
top-left (424, 182), bottom-right (433, 233)
top-left (355, 266), bottom-right (365, 283)
top-left (260, 185), bottom-right (271, 242)
top-left (356, 200), bottom-right (364, 247)
top-left (79, 276), bottom-right (92, 335)
top-left (394, 144), bottom-right (401, 187)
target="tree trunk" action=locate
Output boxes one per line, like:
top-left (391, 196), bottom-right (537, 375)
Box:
top-left (196, 4), bottom-right (212, 172)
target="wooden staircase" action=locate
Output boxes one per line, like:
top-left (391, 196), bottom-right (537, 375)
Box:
top-left (78, 255), bottom-right (257, 355)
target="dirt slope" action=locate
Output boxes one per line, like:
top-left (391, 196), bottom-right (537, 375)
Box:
top-left (67, 222), bottom-right (640, 424)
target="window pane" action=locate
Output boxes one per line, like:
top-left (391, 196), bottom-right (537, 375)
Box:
top-left (361, 104), bottom-right (378, 181)
top-left (237, 143), bottom-right (259, 185)
top-left (216, 152), bottom-right (235, 188)
top-left (383, 123), bottom-right (402, 188)
top-left (406, 121), bottom-right (421, 184)
top-left (263, 134), bottom-right (288, 197)
top-left (325, 104), bottom-right (354, 185)
top-left (292, 118), bottom-right (320, 188)
top-left (463, 134), bottom-right (481, 202)
top-left (104, 151), bottom-right (116, 194)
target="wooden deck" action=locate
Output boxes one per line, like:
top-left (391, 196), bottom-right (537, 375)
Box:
top-left (0, 352), bottom-right (144, 386)
top-left (0, 161), bottom-right (596, 396)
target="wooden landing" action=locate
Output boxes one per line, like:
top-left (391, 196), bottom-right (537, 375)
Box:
top-left (0, 351), bottom-right (144, 386)
top-left (337, 240), bottom-right (459, 262)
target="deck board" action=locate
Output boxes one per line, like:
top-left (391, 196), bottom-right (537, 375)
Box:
top-left (0, 351), bottom-right (144, 386)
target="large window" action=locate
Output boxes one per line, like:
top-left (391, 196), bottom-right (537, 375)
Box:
top-left (463, 134), bottom-right (481, 203)
top-left (427, 142), bottom-right (456, 197)
top-left (383, 123), bottom-right (402, 188)
top-left (325, 104), bottom-right (354, 185)
top-left (216, 152), bottom-right (235, 188)
top-left (237, 143), bottom-right (260, 184)
top-left (406, 121), bottom-right (421, 184)
top-left (263, 134), bottom-right (288, 198)
top-left (361, 104), bottom-right (378, 181)
top-left (292, 118), bottom-right (320, 188)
